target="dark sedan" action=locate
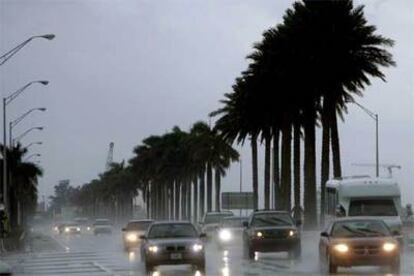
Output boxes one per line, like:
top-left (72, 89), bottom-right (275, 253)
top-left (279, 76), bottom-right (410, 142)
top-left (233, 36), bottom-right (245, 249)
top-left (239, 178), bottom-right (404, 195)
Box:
top-left (140, 221), bottom-right (206, 274)
top-left (243, 210), bottom-right (301, 260)
top-left (319, 217), bottom-right (400, 274)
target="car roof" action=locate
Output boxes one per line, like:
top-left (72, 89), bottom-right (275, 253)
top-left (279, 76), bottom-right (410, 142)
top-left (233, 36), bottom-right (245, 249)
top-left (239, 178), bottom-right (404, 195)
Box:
top-left (128, 219), bottom-right (154, 223)
top-left (205, 211), bottom-right (233, 215)
top-left (222, 216), bottom-right (247, 220)
top-left (150, 220), bottom-right (194, 226)
top-left (253, 210), bottom-right (290, 215)
top-left (332, 217), bottom-right (388, 223)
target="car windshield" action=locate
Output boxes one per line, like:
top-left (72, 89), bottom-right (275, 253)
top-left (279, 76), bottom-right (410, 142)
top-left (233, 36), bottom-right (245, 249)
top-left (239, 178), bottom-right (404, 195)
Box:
top-left (204, 213), bottom-right (233, 224)
top-left (349, 199), bottom-right (398, 216)
top-left (148, 224), bottom-right (198, 239)
top-left (251, 213), bottom-right (294, 227)
top-left (220, 217), bottom-right (246, 228)
top-left (94, 220), bottom-right (111, 226)
top-left (127, 221), bottom-right (152, 231)
top-left (331, 220), bottom-right (391, 238)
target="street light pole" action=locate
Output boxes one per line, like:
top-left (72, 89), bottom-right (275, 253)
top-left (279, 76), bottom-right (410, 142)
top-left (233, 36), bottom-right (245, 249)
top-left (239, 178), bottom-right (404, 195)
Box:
top-left (24, 153), bottom-right (41, 162)
top-left (25, 142), bottom-right (43, 149)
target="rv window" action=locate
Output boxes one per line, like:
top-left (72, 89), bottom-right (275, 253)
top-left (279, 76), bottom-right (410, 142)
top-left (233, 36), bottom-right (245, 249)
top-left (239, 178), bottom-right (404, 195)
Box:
top-left (348, 199), bottom-right (397, 216)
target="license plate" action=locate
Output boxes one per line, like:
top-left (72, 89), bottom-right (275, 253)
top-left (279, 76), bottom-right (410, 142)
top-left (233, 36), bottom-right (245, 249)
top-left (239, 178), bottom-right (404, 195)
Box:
top-left (170, 253), bottom-right (182, 260)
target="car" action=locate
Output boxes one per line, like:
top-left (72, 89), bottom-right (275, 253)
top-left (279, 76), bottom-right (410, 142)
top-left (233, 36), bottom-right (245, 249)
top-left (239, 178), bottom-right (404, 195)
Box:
top-left (74, 217), bottom-right (89, 232)
top-left (242, 210), bottom-right (301, 260)
top-left (200, 211), bottom-right (234, 238)
top-left (93, 219), bottom-right (113, 235)
top-left (62, 222), bottom-right (81, 235)
top-left (319, 217), bottom-right (401, 274)
top-left (215, 216), bottom-right (248, 249)
top-left (140, 221), bottom-right (206, 274)
top-left (122, 219), bottom-right (154, 251)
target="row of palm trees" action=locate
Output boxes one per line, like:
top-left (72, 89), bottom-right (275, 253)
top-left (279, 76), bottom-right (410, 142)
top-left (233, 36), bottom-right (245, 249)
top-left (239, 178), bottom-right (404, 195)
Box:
top-left (211, 0), bottom-right (394, 227)
top-left (0, 144), bottom-right (43, 229)
top-left (71, 0), bottom-right (394, 228)
top-left (71, 122), bottom-right (238, 223)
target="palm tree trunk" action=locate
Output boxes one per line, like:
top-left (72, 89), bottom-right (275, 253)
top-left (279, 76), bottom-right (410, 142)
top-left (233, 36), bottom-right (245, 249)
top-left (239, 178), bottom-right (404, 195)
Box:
top-left (264, 136), bottom-right (271, 209)
top-left (187, 181), bottom-right (191, 220)
top-left (215, 169), bottom-right (221, 211)
top-left (293, 121), bottom-right (301, 220)
top-left (281, 123), bottom-right (292, 211)
top-left (193, 176), bottom-right (198, 223)
top-left (199, 169), bottom-right (205, 219)
top-left (251, 134), bottom-right (259, 210)
top-left (206, 163), bottom-right (213, 212)
top-left (169, 184), bottom-right (174, 219)
top-left (320, 98), bottom-right (331, 226)
top-left (331, 108), bottom-right (342, 178)
top-left (175, 181), bottom-right (180, 220)
top-left (273, 128), bottom-right (280, 209)
top-left (304, 108), bottom-right (317, 229)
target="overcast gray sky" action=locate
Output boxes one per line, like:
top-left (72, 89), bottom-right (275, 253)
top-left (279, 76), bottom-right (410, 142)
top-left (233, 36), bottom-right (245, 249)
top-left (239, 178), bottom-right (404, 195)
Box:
top-left (1, 0), bottom-right (413, 206)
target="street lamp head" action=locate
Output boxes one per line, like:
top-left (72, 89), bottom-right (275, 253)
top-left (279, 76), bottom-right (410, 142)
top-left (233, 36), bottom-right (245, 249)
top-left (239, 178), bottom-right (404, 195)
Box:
top-left (40, 34), bottom-right (55, 40)
top-left (36, 127), bottom-right (44, 130)
top-left (38, 108), bottom-right (47, 112)
top-left (38, 80), bottom-right (49, 86)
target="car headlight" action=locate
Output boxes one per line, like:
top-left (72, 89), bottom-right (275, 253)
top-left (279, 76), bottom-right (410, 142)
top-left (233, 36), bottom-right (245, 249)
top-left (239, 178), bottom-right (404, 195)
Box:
top-left (148, 245), bottom-right (158, 253)
top-left (383, 242), bottom-right (397, 252)
top-left (76, 227), bottom-right (81, 231)
top-left (126, 233), bottom-right (138, 242)
top-left (193, 244), bottom-right (203, 252)
top-left (65, 227), bottom-right (70, 233)
top-left (333, 243), bottom-right (349, 253)
top-left (256, 231), bottom-right (263, 238)
top-left (87, 226), bottom-right (91, 231)
top-left (288, 230), bottom-right (297, 237)
top-left (54, 226), bottom-right (58, 231)
top-left (219, 229), bottom-right (232, 241)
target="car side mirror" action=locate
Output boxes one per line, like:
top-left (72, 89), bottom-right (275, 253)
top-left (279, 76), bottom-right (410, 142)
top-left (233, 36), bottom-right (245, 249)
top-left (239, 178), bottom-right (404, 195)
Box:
top-left (139, 235), bottom-right (146, 240)
top-left (320, 232), bottom-right (329, 238)
top-left (295, 219), bottom-right (302, 226)
top-left (243, 221), bottom-right (249, 228)
top-left (335, 205), bottom-right (346, 217)
top-left (121, 228), bottom-right (126, 231)
top-left (199, 233), bottom-right (207, 238)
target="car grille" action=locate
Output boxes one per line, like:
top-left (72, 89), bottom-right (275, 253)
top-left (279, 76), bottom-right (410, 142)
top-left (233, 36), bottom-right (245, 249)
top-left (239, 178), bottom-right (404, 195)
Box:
top-left (262, 229), bottom-right (289, 238)
top-left (352, 245), bottom-right (380, 255)
top-left (165, 245), bottom-right (186, 252)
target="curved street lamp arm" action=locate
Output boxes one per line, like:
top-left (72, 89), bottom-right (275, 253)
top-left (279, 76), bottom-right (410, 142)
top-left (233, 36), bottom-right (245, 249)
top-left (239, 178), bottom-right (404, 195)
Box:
top-left (352, 101), bottom-right (377, 120)
top-left (13, 127), bottom-right (44, 144)
top-left (0, 34), bottom-right (55, 66)
top-left (11, 108), bottom-right (46, 128)
top-left (5, 81), bottom-right (49, 105)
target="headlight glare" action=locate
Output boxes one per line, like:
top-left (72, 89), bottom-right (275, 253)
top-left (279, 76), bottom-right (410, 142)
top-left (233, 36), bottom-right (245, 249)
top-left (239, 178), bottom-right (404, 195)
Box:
top-left (288, 230), bottom-right (296, 237)
top-left (148, 245), bottom-right (158, 253)
top-left (64, 227), bottom-right (69, 233)
top-left (193, 244), bottom-right (203, 252)
top-left (256, 231), bottom-right (263, 238)
top-left (383, 242), bottom-right (396, 252)
top-left (126, 233), bottom-right (138, 242)
top-left (219, 229), bottom-right (232, 241)
top-left (76, 227), bottom-right (81, 231)
top-left (334, 243), bottom-right (349, 253)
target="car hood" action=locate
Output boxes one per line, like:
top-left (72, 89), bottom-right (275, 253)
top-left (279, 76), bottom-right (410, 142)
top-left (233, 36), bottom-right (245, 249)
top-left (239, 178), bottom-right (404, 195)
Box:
top-left (251, 225), bottom-right (296, 231)
top-left (147, 237), bottom-right (201, 246)
top-left (94, 225), bottom-right (112, 228)
top-left (376, 216), bottom-right (403, 232)
top-left (330, 236), bottom-right (397, 246)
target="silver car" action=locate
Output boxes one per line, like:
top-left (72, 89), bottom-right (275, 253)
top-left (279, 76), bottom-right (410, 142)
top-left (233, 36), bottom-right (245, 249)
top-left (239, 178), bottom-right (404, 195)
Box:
top-left (140, 221), bottom-right (206, 274)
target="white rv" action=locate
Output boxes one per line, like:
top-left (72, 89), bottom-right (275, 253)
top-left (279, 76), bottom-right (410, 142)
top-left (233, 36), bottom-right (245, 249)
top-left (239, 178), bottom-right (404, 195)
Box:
top-left (324, 176), bottom-right (402, 235)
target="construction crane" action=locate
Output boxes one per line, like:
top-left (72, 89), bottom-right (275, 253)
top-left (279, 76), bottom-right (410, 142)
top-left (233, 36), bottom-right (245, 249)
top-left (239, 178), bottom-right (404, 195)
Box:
top-left (351, 163), bottom-right (401, 178)
top-left (105, 142), bottom-right (114, 171)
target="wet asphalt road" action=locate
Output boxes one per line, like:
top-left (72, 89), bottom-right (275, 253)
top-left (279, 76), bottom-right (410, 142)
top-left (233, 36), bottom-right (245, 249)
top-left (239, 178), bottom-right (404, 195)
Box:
top-left (2, 226), bottom-right (413, 275)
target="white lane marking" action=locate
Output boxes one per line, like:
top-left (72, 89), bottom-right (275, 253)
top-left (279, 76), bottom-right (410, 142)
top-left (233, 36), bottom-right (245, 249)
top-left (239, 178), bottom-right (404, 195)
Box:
top-left (92, 261), bottom-right (121, 276)
top-left (50, 235), bottom-right (71, 252)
